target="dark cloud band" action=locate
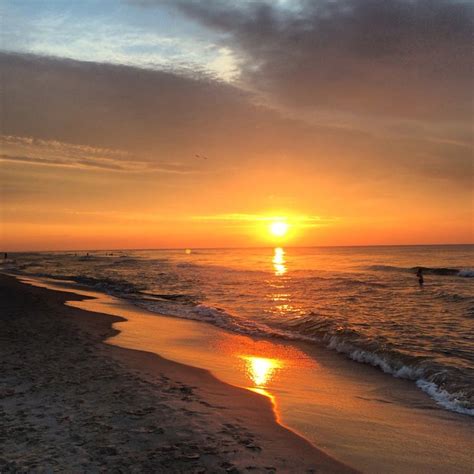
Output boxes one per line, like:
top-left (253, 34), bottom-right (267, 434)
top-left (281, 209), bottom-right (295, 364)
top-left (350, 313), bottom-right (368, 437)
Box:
top-left (159, 0), bottom-right (473, 121)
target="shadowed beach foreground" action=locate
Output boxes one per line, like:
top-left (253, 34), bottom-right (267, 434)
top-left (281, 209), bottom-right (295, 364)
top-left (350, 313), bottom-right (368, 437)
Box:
top-left (0, 275), bottom-right (355, 473)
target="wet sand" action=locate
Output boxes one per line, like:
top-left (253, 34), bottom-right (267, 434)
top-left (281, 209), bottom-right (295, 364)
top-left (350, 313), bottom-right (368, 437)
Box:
top-left (0, 274), bottom-right (355, 473)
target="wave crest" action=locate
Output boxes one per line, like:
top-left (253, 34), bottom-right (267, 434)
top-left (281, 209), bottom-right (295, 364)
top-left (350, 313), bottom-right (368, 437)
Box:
top-left (367, 265), bottom-right (473, 277)
top-left (326, 335), bottom-right (474, 416)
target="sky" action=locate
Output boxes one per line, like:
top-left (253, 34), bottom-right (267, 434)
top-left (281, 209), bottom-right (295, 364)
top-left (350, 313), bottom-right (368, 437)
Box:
top-left (1, 0), bottom-right (473, 250)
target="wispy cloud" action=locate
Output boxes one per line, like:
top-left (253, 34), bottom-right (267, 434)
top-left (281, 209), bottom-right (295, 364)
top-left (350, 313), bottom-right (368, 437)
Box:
top-left (0, 135), bottom-right (198, 174)
top-left (1, 3), bottom-right (239, 82)
top-left (2, 135), bottom-right (128, 157)
top-left (193, 213), bottom-right (336, 227)
top-left (0, 153), bottom-right (129, 171)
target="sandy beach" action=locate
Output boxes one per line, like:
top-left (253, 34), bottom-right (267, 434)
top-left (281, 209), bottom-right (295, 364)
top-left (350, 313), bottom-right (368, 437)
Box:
top-left (9, 270), bottom-right (472, 474)
top-left (0, 274), bottom-right (356, 473)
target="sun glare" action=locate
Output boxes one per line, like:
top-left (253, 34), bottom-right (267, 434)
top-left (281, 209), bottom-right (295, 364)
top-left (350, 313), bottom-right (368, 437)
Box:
top-left (270, 221), bottom-right (289, 238)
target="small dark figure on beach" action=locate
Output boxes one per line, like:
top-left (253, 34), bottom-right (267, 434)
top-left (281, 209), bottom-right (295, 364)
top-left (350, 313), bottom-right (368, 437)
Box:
top-left (416, 268), bottom-right (424, 287)
top-left (4, 253), bottom-right (7, 260)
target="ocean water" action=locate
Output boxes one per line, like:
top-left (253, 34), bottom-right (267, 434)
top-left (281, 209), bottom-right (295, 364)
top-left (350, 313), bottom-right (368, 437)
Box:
top-left (3, 245), bottom-right (473, 415)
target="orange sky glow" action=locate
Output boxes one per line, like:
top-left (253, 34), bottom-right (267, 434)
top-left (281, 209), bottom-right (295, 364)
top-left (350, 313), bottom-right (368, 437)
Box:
top-left (1, 1), bottom-right (472, 251)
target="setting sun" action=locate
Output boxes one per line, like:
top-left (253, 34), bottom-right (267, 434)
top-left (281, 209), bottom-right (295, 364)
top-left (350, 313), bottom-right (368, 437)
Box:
top-left (270, 221), bottom-right (289, 238)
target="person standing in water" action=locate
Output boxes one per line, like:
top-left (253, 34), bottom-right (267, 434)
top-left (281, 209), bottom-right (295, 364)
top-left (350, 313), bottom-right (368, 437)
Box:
top-left (416, 267), bottom-right (424, 287)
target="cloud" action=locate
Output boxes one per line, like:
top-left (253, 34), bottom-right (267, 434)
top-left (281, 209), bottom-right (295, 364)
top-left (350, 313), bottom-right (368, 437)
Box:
top-left (0, 135), bottom-right (196, 174)
top-left (0, 153), bottom-right (127, 171)
top-left (192, 213), bottom-right (336, 227)
top-left (1, 2), bottom-right (239, 81)
top-left (159, 0), bottom-right (473, 122)
top-left (0, 51), bottom-right (471, 191)
top-left (1, 51), bottom-right (383, 177)
top-left (0, 51), bottom-right (296, 161)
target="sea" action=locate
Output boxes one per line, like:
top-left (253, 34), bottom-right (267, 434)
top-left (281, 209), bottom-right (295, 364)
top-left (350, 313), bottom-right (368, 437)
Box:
top-left (3, 244), bottom-right (473, 416)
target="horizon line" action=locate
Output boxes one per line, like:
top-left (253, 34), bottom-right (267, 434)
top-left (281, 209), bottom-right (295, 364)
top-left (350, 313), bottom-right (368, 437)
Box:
top-left (4, 242), bottom-right (474, 253)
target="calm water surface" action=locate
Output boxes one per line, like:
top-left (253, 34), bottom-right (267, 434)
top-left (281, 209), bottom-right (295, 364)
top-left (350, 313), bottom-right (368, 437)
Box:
top-left (4, 245), bottom-right (473, 415)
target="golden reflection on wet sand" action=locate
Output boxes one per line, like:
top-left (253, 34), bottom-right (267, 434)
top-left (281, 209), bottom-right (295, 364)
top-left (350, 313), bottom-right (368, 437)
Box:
top-left (215, 335), bottom-right (316, 407)
top-left (241, 355), bottom-right (283, 395)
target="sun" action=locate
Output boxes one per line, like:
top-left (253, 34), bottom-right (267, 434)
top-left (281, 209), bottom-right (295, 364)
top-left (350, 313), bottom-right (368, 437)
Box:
top-left (270, 221), bottom-right (289, 238)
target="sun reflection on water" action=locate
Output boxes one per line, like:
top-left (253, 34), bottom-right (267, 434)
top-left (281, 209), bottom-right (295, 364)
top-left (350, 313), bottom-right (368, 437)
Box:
top-left (272, 247), bottom-right (287, 276)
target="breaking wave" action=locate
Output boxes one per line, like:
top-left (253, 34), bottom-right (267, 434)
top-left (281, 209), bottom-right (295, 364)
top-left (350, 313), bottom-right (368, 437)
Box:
top-left (325, 336), bottom-right (474, 416)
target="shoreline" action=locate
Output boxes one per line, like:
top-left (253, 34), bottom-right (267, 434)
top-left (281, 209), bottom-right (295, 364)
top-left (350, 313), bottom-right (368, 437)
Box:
top-left (4, 272), bottom-right (474, 473)
top-left (0, 273), bottom-right (355, 473)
